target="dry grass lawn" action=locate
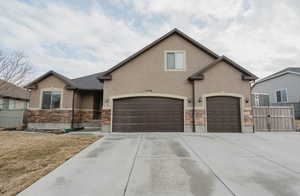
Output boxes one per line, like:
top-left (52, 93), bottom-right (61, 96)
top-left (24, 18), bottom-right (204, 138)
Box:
top-left (0, 131), bottom-right (100, 196)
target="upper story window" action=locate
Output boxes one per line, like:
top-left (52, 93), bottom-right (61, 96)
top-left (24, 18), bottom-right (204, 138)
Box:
top-left (276, 89), bottom-right (287, 103)
top-left (42, 91), bottom-right (61, 109)
top-left (165, 51), bottom-right (185, 71)
top-left (2, 99), bottom-right (9, 110)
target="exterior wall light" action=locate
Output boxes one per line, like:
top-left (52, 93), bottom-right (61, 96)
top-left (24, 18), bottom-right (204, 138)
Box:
top-left (245, 97), bottom-right (249, 103)
top-left (198, 97), bottom-right (202, 103)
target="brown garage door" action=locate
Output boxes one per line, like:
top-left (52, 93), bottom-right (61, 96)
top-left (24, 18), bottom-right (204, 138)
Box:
top-left (207, 96), bottom-right (241, 132)
top-left (113, 97), bottom-right (184, 132)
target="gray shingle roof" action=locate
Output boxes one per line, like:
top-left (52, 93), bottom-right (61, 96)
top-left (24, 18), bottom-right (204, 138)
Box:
top-left (71, 72), bottom-right (104, 90)
top-left (24, 70), bottom-right (104, 91)
top-left (255, 67), bottom-right (300, 85)
top-left (0, 80), bottom-right (30, 100)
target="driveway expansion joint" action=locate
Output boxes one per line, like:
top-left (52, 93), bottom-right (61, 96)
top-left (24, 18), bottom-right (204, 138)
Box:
top-left (177, 134), bottom-right (237, 196)
top-left (123, 134), bottom-right (143, 196)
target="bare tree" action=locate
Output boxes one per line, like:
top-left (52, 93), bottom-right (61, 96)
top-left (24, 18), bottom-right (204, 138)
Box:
top-left (0, 50), bottom-right (32, 88)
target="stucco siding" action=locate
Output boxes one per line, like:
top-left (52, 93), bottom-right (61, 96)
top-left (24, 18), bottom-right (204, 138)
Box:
top-left (103, 34), bottom-right (215, 108)
top-left (195, 61), bottom-right (251, 108)
top-left (29, 75), bottom-right (73, 109)
top-left (252, 73), bottom-right (300, 103)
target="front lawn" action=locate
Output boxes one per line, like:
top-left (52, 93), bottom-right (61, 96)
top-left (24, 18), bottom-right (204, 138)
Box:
top-left (0, 131), bottom-right (100, 196)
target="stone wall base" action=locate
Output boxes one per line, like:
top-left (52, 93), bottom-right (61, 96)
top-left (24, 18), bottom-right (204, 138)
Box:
top-left (101, 125), bottom-right (111, 132)
top-left (28, 123), bottom-right (72, 130)
top-left (242, 126), bottom-right (254, 133)
top-left (184, 125), bottom-right (193, 132)
top-left (195, 125), bottom-right (206, 133)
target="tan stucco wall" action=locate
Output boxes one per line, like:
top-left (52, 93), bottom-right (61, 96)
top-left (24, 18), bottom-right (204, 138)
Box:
top-left (29, 75), bottom-right (73, 109)
top-left (103, 34), bottom-right (216, 108)
top-left (80, 92), bottom-right (94, 109)
top-left (195, 61), bottom-right (251, 108)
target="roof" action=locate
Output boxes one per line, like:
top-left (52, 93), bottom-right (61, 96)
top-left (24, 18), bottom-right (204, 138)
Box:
top-left (188, 56), bottom-right (258, 81)
top-left (254, 67), bottom-right (300, 86)
top-left (0, 80), bottom-right (30, 100)
top-left (24, 70), bottom-right (78, 89)
top-left (99, 28), bottom-right (220, 80)
top-left (24, 70), bottom-right (104, 91)
top-left (71, 72), bottom-right (104, 90)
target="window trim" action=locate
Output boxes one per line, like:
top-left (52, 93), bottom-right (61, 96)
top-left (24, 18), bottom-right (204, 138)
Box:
top-left (275, 88), bottom-right (288, 103)
top-left (40, 88), bottom-right (63, 110)
top-left (164, 50), bottom-right (186, 71)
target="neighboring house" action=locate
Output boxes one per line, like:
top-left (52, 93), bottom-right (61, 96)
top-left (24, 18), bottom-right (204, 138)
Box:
top-left (25, 29), bottom-right (257, 133)
top-left (0, 80), bottom-right (29, 110)
top-left (251, 93), bottom-right (270, 106)
top-left (252, 67), bottom-right (300, 118)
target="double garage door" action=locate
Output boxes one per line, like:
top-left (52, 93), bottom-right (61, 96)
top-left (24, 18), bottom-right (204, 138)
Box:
top-left (113, 97), bottom-right (184, 132)
top-left (112, 96), bottom-right (241, 132)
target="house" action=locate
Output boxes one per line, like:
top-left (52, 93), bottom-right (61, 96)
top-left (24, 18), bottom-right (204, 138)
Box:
top-left (252, 67), bottom-right (300, 118)
top-left (252, 67), bottom-right (300, 104)
top-left (25, 28), bottom-right (257, 133)
top-left (251, 93), bottom-right (270, 106)
top-left (0, 80), bottom-right (29, 110)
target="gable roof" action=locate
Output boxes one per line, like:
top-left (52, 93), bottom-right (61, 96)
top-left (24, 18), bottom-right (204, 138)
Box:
top-left (188, 56), bottom-right (258, 81)
top-left (253, 67), bottom-right (300, 86)
top-left (24, 70), bottom-right (104, 90)
top-left (0, 80), bottom-right (30, 100)
top-left (24, 70), bottom-right (78, 89)
top-left (99, 28), bottom-right (220, 80)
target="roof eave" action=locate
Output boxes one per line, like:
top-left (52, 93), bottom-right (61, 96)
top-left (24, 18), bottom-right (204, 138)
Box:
top-left (188, 75), bottom-right (204, 81)
top-left (242, 75), bottom-right (257, 81)
top-left (97, 75), bottom-right (112, 81)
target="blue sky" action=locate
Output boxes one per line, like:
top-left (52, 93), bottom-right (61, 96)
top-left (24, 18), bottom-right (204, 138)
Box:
top-left (1, 0), bottom-right (300, 80)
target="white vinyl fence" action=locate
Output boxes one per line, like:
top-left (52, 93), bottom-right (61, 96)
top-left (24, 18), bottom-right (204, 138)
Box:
top-left (0, 110), bottom-right (25, 128)
top-left (253, 106), bottom-right (296, 132)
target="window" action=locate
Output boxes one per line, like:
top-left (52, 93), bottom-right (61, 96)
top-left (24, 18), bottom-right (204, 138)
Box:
top-left (276, 89), bottom-right (287, 103)
top-left (3, 99), bottom-right (9, 110)
top-left (42, 91), bottom-right (61, 109)
top-left (165, 51), bottom-right (185, 70)
top-left (9, 100), bottom-right (16, 109)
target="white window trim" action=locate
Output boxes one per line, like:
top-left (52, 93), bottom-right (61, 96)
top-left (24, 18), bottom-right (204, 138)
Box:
top-left (164, 50), bottom-right (186, 71)
top-left (275, 88), bottom-right (288, 103)
top-left (39, 88), bottom-right (63, 109)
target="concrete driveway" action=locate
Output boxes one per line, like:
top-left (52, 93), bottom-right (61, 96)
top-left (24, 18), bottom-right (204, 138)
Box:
top-left (18, 132), bottom-right (300, 196)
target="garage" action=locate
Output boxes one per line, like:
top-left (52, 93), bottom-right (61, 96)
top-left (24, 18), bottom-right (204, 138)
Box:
top-left (112, 97), bottom-right (184, 132)
top-left (206, 96), bottom-right (241, 132)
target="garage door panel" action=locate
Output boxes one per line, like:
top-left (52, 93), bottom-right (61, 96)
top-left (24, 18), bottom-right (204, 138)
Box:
top-left (207, 96), bottom-right (241, 132)
top-left (113, 97), bottom-right (184, 132)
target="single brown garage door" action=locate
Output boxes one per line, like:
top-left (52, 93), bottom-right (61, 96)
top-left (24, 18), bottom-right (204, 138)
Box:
top-left (206, 96), bottom-right (241, 132)
top-left (113, 97), bottom-right (184, 132)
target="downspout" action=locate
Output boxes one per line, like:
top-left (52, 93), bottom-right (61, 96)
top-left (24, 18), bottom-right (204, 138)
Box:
top-left (71, 90), bottom-right (75, 129)
top-left (192, 81), bottom-right (196, 132)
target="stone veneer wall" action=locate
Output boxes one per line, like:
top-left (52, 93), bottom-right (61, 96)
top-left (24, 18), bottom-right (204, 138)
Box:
top-left (27, 109), bottom-right (102, 130)
top-left (27, 110), bottom-right (72, 123)
top-left (100, 109), bottom-right (111, 132)
top-left (185, 109), bottom-right (205, 132)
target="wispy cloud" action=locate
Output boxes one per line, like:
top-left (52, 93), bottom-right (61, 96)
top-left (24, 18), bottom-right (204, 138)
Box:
top-left (0, 0), bottom-right (300, 79)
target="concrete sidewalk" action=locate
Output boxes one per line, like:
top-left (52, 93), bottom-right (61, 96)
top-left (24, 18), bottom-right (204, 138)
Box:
top-left (18, 132), bottom-right (300, 196)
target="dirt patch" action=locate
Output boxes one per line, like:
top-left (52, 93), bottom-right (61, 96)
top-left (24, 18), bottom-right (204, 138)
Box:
top-left (0, 131), bottom-right (100, 196)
